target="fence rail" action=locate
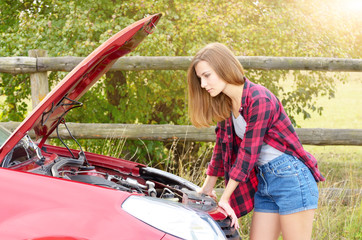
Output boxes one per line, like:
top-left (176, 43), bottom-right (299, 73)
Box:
top-left (1, 56), bottom-right (362, 74)
top-left (1, 122), bottom-right (361, 145)
top-left (1, 52), bottom-right (361, 146)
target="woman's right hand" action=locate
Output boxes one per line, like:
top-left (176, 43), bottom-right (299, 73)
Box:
top-left (198, 175), bottom-right (218, 200)
top-left (197, 187), bottom-right (217, 200)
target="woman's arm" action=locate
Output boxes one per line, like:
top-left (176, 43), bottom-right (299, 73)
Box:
top-left (218, 179), bottom-right (240, 229)
top-left (199, 176), bottom-right (240, 229)
top-left (198, 175), bottom-right (218, 200)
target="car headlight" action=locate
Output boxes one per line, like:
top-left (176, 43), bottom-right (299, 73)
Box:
top-left (122, 195), bottom-right (226, 240)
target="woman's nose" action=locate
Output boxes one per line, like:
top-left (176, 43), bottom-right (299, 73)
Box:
top-left (200, 78), bottom-right (207, 88)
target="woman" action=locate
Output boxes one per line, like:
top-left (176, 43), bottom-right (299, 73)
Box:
top-left (187, 43), bottom-right (324, 240)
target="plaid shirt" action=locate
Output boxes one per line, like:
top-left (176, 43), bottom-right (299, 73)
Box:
top-left (206, 78), bottom-right (325, 217)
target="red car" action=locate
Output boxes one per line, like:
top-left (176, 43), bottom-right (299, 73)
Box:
top-left (0, 14), bottom-right (240, 240)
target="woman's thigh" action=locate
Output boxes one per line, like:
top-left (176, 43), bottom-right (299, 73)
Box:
top-left (250, 212), bottom-right (281, 240)
top-left (250, 210), bottom-right (315, 240)
top-left (280, 209), bottom-right (315, 240)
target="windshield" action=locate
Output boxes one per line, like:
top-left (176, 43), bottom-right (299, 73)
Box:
top-left (0, 126), bottom-right (43, 167)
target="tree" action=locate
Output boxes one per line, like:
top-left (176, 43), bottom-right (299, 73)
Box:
top-left (0, 0), bottom-right (360, 162)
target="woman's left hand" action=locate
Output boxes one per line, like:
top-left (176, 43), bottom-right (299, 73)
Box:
top-left (218, 199), bottom-right (240, 229)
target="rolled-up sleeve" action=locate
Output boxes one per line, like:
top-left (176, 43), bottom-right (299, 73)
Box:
top-left (229, 98), bottom-right (273, 182)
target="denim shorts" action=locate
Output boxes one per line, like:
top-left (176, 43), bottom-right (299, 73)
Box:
top-left (254, 153), bottom-right (319, 215)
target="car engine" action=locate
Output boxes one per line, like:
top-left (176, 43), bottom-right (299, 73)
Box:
top-left (29, 152), bottom-right (217, 212)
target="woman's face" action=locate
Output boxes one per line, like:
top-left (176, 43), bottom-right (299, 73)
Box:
top-left (195, 60), bottom-right (226, 97)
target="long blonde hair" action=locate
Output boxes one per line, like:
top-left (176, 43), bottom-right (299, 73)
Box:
top-left (187, 43), bottom-right (245, 128)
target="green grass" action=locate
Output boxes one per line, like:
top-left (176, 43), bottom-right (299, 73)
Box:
top-left (174, 72), bottom-right (362, 239)
top-left (240, 72), bottom-right (362, 239)
top-left (97, 72), bottom-right (361, 239)
top-left (3, 71), bottom-right (361, 239)
top-left (293, 72), bottom-right (362, 129)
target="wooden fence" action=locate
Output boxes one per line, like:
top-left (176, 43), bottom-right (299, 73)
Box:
top-left (0, 122), bottom-right (361, 146)
top-left (1, 55), bottom-right (362, 73)
top-left (1, 50), bottom-right (361, 145)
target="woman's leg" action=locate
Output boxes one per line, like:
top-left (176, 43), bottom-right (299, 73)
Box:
top-left (250, 209), bottom-right (315, 240)
top-left (250, 212), bottom-right (281, 240)
top-left (280, 209), bottom-right (315, 240)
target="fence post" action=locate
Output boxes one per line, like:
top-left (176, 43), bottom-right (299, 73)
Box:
top-left (28, 49), bottom-right (49, 109)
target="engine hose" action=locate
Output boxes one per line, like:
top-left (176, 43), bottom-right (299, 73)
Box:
top-left (51, 152), bottom-right (85, 178)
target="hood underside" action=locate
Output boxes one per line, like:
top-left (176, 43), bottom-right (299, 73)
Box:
top-left (0, 13), bottom-right (161, 159)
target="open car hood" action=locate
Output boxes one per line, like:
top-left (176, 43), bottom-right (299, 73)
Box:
top-left (0, 14), bottom-right (161, 159)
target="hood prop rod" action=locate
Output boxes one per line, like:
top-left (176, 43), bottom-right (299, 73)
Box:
top-left (55, 97), bottom-right (89, 166)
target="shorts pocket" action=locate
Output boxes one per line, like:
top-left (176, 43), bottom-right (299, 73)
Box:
top-left (272, 159), bottom-right (298, 177)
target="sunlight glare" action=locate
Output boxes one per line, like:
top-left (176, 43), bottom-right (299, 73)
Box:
top-left (340, 0), bottom-right (362, 15)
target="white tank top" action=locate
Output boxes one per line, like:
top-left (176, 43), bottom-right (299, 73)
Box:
top-left (232, 112), bottom-right (283, 166)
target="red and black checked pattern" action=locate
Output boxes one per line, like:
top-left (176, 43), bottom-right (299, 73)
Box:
top-left (206, 78), bottom-right (325, 218)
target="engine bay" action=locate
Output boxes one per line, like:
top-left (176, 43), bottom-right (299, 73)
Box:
top-left (1, 124), bottom-right (216, 212)
top-left (1, 126), bottom-right (238, 239)
top-left (29, 152), bottom-right (217, 212)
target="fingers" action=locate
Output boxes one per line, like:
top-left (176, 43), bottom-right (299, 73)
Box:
top-left (230, 212), bottom-right (240, 229)
top-left (210, 190), bottom-right (217, 200)
top-left (197, 188), bottom-right (217, 200)
top-left (227, 210), bottom-right (239, 229)
top-left (218, 201), bottom-right (240, 229)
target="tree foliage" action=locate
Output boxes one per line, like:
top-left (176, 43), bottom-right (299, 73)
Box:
top-left (0, 0), bottom-right (360, 161)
